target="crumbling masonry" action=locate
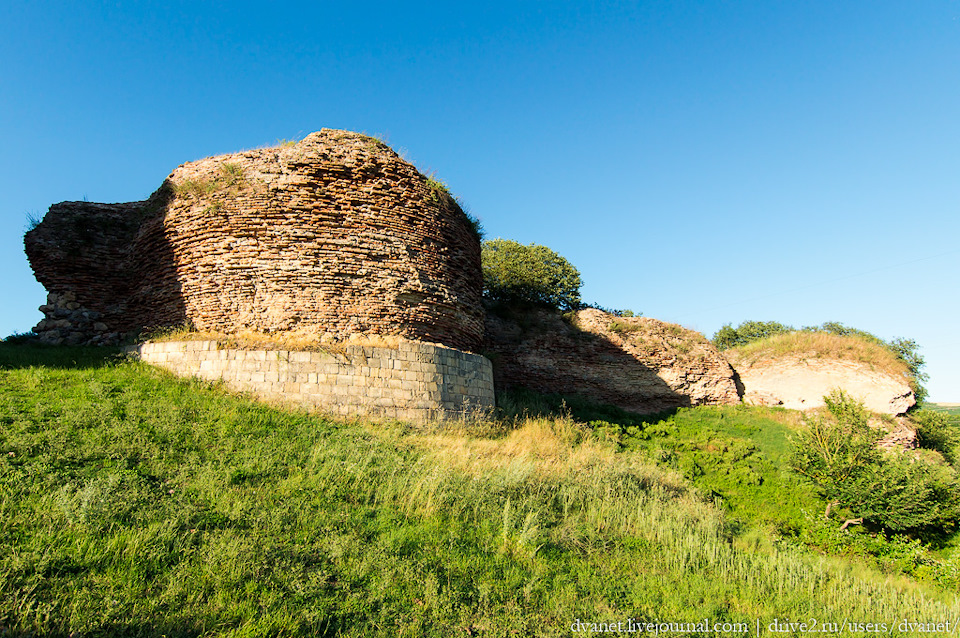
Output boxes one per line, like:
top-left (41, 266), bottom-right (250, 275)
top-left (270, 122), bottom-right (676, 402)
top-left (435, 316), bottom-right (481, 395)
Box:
top-left (24, 130), bottom-right (492, 419)
top-left (25, 129), bottom-right (483, 352)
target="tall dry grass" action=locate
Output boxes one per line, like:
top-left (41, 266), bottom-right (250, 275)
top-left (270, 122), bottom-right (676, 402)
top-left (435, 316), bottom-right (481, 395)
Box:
top-left (726, 331), bottom-right (911, 377)
top-left (143, 326), bottom-right (406, 352)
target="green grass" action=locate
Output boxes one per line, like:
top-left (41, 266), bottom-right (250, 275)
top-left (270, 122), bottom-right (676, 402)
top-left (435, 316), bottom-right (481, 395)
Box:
top-left (927, 403), bottom-right (960, 419)
top-left (497, 391), bottom-right (814, 533)
top-left (220, 162), bottom-right (245, 187)
top-left (172, 178), bottom-right (218, 199)
top-left (171, 163), bottom-right (248, 202)
top-left (607, 320), bottom-right (642, 335)
top-left (424, 174), bottom-right (450, 198)
top-left (498, 389), bottom-right (960, 587)
top-left (1, 345), bottom-right (958, 636)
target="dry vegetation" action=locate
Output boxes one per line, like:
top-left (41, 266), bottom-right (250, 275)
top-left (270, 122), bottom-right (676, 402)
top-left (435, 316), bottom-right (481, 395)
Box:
top-left (725, 331), bottom-right (911, 377)
top-left (381, 415), bottom-right (688, 486)
top-left (579, 311), bottom-right (713, 364)
top-left (144, 326), bottom-right (406, 352)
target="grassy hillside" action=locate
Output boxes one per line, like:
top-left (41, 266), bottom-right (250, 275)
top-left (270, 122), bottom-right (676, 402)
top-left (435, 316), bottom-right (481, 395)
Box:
top-left (1, 344), bottom-right (958, 636)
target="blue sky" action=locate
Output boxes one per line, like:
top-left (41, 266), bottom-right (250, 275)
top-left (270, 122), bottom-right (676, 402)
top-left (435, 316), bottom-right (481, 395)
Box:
top-left (2, 1), bottom-right (958, 400)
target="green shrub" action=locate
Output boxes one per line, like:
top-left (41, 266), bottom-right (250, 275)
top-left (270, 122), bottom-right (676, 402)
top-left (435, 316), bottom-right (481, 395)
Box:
top-left (791, 390), bottom-right (960, 533)
top-left (481, 239), bottom-right (582, 310)
top-left (857, 455), bottom-right (960, 534)
top-left (913, 409), bottom-right (960, 465)
top-left (806, 321), bottom-right (882, 344)
top-left (712, 321), bottom-right (793, 349)
top-left (220, 162), bottom-right (245, 187)
top-left (424, 174), bottom-right (450, 196)
top-left (454, 196), bottom-right (484, 242)
top-left (888, 337), bottom-right (929, 403)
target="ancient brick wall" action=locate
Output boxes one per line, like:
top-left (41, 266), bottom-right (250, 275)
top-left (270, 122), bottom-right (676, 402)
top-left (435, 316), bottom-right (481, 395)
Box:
top-left (136, 340), bottom-right (494, 421)
top-left (484, 306), bottom-right (742, 414)
top-left (24, 201), bottom-right (157, 345)
top-left (25, 130), bottom-right (483, 351)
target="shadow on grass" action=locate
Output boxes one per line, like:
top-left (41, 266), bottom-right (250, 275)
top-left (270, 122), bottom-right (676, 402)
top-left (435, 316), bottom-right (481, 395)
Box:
top-left (496, 386), bottom-right (679, 429)
top-left (0, 341), bottom-right (124, 371)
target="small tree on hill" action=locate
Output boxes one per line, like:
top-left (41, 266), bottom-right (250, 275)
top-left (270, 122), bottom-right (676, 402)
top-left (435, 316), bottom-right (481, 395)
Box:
top-left (481, 239), bottom-right (582, 311)
top-left (791, 390), bottom-right (881, 523)
top-left (888, 337), bottom-right (929, 404)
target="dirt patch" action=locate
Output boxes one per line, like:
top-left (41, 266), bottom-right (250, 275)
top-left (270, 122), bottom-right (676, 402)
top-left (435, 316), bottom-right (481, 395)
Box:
top-left (726, 352), bottom-right (915, 415)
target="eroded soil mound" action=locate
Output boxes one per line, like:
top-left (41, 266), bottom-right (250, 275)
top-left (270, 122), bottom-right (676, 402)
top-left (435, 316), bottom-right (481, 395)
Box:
top-left (484, 306), bottom-right (742, 414)
top-left (724, 333), bottom-right (915, 415)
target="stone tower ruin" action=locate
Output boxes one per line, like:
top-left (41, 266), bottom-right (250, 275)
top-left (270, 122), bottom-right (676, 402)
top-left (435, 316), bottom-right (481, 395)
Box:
top-left (24, 130), bottom-right (484, 352)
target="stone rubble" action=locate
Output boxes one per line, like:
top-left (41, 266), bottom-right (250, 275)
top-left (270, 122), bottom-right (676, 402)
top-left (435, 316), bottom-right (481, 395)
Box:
top-left (34, 291), bottom-right (121, 346)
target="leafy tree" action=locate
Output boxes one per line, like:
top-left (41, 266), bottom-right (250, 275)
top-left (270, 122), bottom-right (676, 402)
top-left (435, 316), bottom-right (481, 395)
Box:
top-left (855, 458), bottom-right (959, 533)
top-left (712, 320), bottom-right (794, 350)
top-left (913, 409), bottom-right (959, 464)
top-left (888, 337), bottom-right (929, 403)
top-left (481, 239), bottom-right (582, 310)
top-left (791, 390), bottom-right (880, 522)
top-left (806, 321), bottom-right (884, 346)
top-left (791, 390), bottom-right (960, 533)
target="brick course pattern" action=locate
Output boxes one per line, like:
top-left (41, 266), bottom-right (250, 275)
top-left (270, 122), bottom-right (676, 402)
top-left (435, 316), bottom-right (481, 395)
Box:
top-left (25, 130), bottom-right (483, 351)
top-left (136, 340), bottom-right (494, 421)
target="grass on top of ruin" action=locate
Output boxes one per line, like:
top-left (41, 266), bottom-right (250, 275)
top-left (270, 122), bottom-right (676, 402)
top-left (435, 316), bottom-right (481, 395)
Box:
top-left (725, 330), bottom-right (911, 376)
top-left (141, 325), bottom-right (407, 353)
top-left (2, 343), bottom-right (958, 636)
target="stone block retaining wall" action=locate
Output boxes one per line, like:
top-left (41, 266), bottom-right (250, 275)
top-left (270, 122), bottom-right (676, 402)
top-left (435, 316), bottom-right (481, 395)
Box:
top-left (136, 340), bottom-right (494, 422)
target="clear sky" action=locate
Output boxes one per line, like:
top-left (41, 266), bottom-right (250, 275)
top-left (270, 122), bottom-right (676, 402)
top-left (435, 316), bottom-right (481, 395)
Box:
top-left (2, 2), bottom-right (958, 400)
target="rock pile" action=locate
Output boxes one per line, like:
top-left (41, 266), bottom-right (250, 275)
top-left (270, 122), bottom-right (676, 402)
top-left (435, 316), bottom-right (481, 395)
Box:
top-left (876, 419), bottom-right (918, 451)
top-left (34, 291), bottom-right (121, 346)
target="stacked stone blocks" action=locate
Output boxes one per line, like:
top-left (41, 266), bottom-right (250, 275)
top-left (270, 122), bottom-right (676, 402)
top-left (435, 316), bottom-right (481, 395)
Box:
top-left (136, 340), bottom-right (495, 421)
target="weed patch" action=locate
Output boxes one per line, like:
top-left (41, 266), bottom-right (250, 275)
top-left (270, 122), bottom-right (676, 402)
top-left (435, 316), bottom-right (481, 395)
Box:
top-left (608, 320), bottom-right (642, 335)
